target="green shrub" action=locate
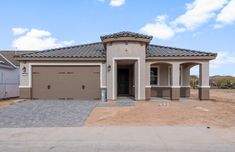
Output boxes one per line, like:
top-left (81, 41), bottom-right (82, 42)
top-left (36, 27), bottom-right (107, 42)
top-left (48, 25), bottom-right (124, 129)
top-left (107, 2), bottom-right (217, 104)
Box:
top-left (220, 86), bottom-right (230, 89)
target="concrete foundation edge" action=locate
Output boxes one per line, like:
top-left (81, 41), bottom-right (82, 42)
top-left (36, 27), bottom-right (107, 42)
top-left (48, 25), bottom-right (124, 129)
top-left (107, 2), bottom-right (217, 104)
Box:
top-left (171, 88), bottom-right (180, 100)
top-left (20, 88), bottom-right (32, 99)
top-left (199, 87), bottom-right (210, 100)
top-left (145, 87), bottom-right (151, 100)
top-left (180, 87), bottom-right (190, 97)
top-left (151, 87), bottom-right (171, 97)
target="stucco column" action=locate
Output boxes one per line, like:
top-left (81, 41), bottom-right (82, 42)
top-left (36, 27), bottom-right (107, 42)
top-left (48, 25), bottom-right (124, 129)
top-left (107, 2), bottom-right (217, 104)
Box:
top-left (107, 59), bottom-right (117, 101)
top-left (145, 62), bottom-right (151, 100)
top-left (180, 65), bottom-right (190, 97)
top-left (171, 62), bottom-right (180, 100)
top-left (199, 62), bottom-right (210, 100)
top-left (114, 61), bottom-right (118, 100)
top-left (19, 62), bottom-right (32, 99)
top-left (134, 61), bottom-right (138, 100)
top-left (101, 62), bottom-right (107, 101)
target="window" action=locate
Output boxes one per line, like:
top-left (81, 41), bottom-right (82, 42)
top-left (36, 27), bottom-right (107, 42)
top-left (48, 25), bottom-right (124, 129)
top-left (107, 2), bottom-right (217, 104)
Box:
top-left (150, 67), bottom-right (158, 85)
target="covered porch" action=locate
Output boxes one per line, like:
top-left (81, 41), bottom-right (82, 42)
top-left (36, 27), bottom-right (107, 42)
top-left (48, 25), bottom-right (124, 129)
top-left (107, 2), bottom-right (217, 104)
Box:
top-left (146, 61), bottom-right (210, 100)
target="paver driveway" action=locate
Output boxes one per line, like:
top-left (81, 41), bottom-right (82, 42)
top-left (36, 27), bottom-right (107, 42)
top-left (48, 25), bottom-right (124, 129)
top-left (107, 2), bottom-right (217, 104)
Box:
top-left (0, 100), bottom-right (97, 128)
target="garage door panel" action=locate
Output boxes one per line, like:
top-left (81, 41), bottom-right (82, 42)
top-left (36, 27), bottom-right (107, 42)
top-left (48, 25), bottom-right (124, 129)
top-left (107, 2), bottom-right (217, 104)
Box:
top-left (32, 66), bottom-right (100, 100)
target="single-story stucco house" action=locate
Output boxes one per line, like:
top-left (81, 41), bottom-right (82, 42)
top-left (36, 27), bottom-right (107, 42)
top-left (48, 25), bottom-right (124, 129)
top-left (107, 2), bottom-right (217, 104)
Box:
top-left (15, 31), bottom-right (217, 101)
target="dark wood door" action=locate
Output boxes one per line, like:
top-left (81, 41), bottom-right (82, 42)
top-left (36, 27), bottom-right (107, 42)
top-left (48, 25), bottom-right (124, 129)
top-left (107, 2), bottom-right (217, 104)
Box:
top-left (118, 68), bottom-right (129, 95)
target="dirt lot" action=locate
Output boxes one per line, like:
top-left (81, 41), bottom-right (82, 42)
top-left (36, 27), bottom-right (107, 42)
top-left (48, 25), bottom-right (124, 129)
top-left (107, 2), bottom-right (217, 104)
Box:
top-left (0, 100), bottom-right (13, 108)
top-left (85, 89), bottom-right (235, 128)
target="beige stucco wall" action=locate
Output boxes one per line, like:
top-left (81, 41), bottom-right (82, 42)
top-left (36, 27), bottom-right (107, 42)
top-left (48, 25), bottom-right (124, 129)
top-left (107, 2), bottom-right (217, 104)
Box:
top-left (181, 64), bottom-right (190, 86)
top-left (101, 62), bottom-right (107, 88)
top-left (200, 61), bottom-right (209, 87)
top-left (159, 64), bottom-right (169, 86)
top-left (145, 62), bottom-right (151, 87)
top-left (147, 63), bottom-right (170, 86)
top-left (20, 62), bottom-right (30, 87)
top-left (106, 41), bottom-right (146, 100)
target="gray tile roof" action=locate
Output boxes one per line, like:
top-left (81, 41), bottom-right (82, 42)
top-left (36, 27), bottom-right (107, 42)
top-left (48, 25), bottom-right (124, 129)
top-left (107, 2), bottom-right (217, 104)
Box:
top-left (18, 43), bottom-right (105, 58)
top-left (16, 42), bottom-right (216, 59)
top-left (147, 45), bottom-right (217, 57)
top-left (100, 31), bottom-right (153, 40)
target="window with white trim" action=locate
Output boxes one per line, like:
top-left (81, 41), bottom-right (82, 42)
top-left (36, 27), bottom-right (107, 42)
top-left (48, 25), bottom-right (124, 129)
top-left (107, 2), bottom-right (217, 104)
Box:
top-left (150, 67), bottom-right (158, 85)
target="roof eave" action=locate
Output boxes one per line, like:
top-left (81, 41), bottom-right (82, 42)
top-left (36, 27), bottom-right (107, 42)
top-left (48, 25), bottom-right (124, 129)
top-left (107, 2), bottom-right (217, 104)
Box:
top-left (146, 56), bottom-right (217, 60)
top-left (0, 53), bottom-right (17, 68)
top-left (0, 64), bottom-right (16, 69)
top-left (15, 57), bottom-right (106, 61)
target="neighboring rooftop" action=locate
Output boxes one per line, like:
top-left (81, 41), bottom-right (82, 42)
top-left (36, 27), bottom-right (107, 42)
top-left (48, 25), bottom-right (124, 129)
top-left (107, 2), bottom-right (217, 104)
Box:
top-left (100, 31), bottom-right (153, 41)
top-left (0, 54), bottom-right (13, 68)
top-left (0, 51), bottom-right (35, 66)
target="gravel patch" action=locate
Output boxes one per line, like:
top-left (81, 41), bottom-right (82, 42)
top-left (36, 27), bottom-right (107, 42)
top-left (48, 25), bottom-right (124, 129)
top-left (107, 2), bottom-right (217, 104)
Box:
top-left (0, 100), bottom-right (97, 128)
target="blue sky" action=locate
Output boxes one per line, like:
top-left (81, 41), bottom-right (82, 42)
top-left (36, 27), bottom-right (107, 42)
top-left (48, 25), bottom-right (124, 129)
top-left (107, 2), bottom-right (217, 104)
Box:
top-left (0, 0), bottom-right (235, 76)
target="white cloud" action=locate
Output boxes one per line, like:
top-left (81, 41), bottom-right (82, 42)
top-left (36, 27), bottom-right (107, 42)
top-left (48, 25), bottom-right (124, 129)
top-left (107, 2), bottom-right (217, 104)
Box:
top-left (62, 40), bottom-right (75, 45)
top-left (140, 15), bottom-right (175, 40)
top-left (12, 28), bottom-right (75, 50)
top-left (173, 0), bottom-right (228, 30)
top-left (110, 0), bottom-right (125, 7)
top-left (191, 52), bottom-right (235, 75)
top-left (26, 29), bottom-right (51, 37)
top-left (140, 0), bottom-right (229, 40)
top-left (210, 51), bottom-right (235, 68)
top-left (156, 15), bottom-right (168, 22)
top-left (215, 0), bottom-right (235, 28)
top-left (12, 28), bottom-right (28, 35)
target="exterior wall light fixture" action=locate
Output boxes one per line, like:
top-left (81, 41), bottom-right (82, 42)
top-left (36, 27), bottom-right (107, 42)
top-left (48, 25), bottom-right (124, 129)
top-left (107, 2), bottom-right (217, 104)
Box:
top-left (107, 65), bottom-right (111, 72)
top-left (22, 66), bottom-right (26, 73)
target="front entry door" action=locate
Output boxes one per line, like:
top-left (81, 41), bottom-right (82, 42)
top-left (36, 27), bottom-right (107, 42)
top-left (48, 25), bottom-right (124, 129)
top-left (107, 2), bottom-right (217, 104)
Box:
top-left (118, 68), bottom-right (129, 95)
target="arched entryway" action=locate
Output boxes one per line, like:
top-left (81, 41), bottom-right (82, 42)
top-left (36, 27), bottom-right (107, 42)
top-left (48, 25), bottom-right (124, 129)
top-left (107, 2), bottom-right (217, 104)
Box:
top-left (148, 62), bottom-right (173, 100)
top-left (146, 61), bottom-right (210, 101)
top-left (180, 61), bottom-right (210, 100)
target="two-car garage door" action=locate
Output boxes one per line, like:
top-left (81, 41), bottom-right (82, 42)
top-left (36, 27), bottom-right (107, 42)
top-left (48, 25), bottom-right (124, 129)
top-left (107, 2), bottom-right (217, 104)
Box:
top-left (32, 65), bottom-right (100, 100)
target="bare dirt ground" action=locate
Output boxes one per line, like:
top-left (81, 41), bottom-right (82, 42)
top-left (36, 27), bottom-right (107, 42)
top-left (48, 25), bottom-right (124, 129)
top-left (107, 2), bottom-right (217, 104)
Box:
top-left (85, 89), bottom-right (235, 128)
top-left (0, 99), bottom-right (13, 108)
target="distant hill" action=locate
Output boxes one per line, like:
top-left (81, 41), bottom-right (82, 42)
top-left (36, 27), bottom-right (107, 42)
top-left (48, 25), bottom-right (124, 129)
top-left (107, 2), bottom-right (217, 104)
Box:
top-left (210, 75), bottom-right (235, 80)
top-left (190, 75), bottom-right (235, 89)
